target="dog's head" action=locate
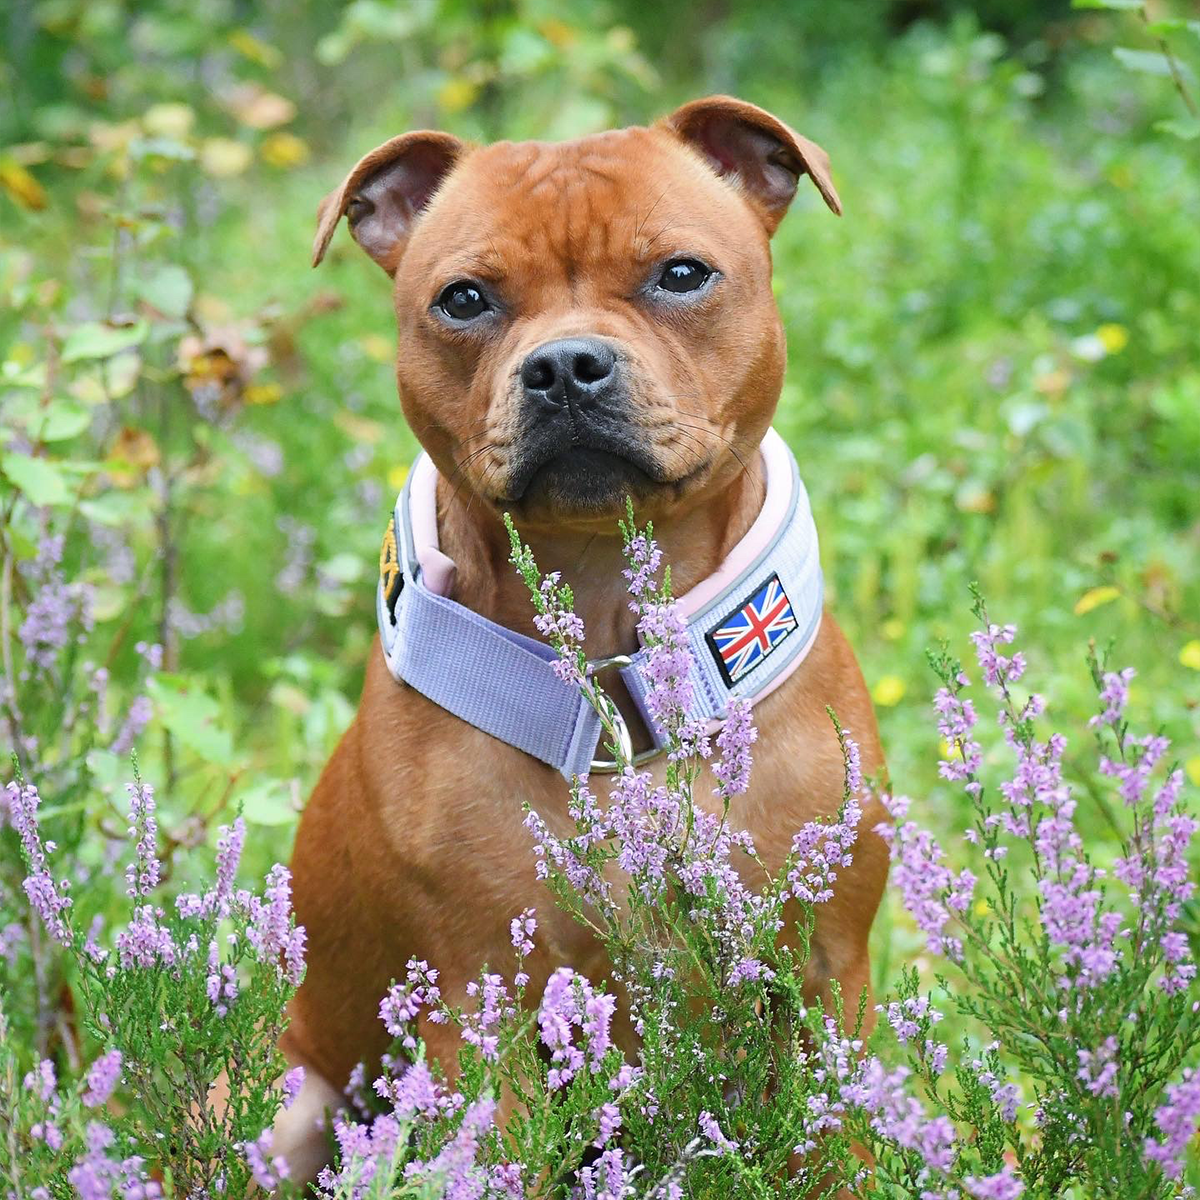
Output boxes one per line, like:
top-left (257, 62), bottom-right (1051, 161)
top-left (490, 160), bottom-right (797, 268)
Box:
top-left (314, 96), bottom-right (840, 531)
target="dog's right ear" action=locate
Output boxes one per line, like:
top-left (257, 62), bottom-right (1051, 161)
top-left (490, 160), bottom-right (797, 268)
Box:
top-left (312, 131), bottom-right (465, 273)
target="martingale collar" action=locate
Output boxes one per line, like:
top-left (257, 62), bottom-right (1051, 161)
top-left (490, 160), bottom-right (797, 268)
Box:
top-left (377, 428), bottom-right (823, 780)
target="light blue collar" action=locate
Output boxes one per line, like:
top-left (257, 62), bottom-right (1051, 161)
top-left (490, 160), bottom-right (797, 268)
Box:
top-left (377, 429), bottom-right (823, 779)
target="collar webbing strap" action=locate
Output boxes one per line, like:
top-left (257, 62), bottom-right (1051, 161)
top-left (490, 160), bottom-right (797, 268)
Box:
top-left (377, 429), bottom-right (823, 779)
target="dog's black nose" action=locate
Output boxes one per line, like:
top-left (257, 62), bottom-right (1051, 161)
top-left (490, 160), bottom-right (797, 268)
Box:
top-left (520, 338), bottom-right (617, 412)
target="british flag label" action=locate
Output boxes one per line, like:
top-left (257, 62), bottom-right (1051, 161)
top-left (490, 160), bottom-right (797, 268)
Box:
top-left (706, 573), bottom-right (798, 687)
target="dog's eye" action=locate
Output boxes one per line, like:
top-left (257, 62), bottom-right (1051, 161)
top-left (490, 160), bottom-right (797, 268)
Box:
top-left (437, 281), bottom-right (490, 321)
top-left (656, 259), bottom-right (712, 294)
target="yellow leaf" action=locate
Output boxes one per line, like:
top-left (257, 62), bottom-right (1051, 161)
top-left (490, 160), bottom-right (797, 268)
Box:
top-left (142, 102), bottom-right (195, 138)
top-left (538, 18), bottom-right (577, 47)
top-left (225, 85), bottom-right (296, 130)
top-left (260, 132), bottom-right (310, 169)
top-left (1074, 585), bottom-right (1120, 616)
top-left (1096, 323), bottom-right (1129, 355)
top-left (228, 29), bottom-right (283, 68)
top-left (1180, 640), bottom-right (1200, 671)
top-left (334, 412), bottom-right (385, 443)
top-left (1034, 368), bottom-right (1071, 396)
top-left (0, 159), bottom-right (48, 210)
top-left (360, 333), bottom-right (393, 363)
top-left (871, 675), bottom-right (906, 707)
top-left (199, 138), bottom-right (253, 179)
top-left (437, 78), bottom-right (479, 114)
top-left (245, 383), bottom-right (282, 406)
top-left (1186, 756), bottom-right (1200, 787)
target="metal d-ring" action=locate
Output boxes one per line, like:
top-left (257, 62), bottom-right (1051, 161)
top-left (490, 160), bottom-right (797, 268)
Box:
top-left (586, 654), bottom-right (664, 773)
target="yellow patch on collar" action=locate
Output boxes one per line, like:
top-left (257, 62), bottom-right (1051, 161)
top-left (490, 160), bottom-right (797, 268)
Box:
top-left (379, 519), bottom-right (402, 614)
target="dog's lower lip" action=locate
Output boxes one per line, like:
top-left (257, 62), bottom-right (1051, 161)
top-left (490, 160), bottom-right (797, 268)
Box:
top-left (507, 447), bottom-right (651, 502)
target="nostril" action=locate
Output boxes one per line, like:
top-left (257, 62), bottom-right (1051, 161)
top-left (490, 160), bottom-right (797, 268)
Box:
top-left (521, 356), bottom-right (556, 392)
top-left (573, 348), bottom-right (614, 384)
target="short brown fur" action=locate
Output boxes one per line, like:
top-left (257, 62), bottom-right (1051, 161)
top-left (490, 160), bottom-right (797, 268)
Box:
top-left (276, 96), bottom-right (886, 1176)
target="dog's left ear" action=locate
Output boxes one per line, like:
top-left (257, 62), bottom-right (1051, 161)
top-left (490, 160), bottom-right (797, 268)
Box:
top-left (660, 95), bottom-right (841, 234)
top-left (312, 130), bottom-right (466, 273)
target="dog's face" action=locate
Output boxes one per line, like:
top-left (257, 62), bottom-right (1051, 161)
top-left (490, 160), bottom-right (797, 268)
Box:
top-left (314, 97), bottom-right (840, 531)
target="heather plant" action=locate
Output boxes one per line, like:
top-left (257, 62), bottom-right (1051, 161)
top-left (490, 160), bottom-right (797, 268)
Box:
top-left (271, 515), bottom-right (1200, 1197)
top-left (2, 766), bottom-right (304, 1196)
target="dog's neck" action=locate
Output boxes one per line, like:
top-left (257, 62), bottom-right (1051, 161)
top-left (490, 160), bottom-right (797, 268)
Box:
top-left (434, 460), bottom-right (769, 659)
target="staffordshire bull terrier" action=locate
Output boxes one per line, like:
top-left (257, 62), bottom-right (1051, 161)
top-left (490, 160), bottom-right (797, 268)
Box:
top-left (274, 95), bottom-right (888, 1176)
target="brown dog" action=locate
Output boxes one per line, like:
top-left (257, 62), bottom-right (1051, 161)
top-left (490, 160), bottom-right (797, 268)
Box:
top-left (274, 96), bottom-right (888, 1175)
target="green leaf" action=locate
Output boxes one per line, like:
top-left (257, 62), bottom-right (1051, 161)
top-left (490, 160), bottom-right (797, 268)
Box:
top-left (1155, 117), bottom-right (1200, 139)
top-left (147, 674), bottom-right (234, 765)
top-left (238, 779), bottom-right (298, 826)
top-left (135, 264), bottom-right (194, 319)
top-left (61, 320), bottom-right (149, 363)
top-left (1072, 0), bottom-right (1143, 9)
top-left (0, 452), bottom-right (72, 505)
top-left (30, 398), bottom-right (91, 442)
top-left (1113, 47), bottom-right (1193, 79)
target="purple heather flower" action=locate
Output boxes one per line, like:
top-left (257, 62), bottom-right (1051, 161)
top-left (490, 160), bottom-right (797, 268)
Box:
top-left (245, 864), bottom-right (306, 985)
top-left (68, 1122), bottom-right (161, 1200)
top-left (462, 972), bottom-right (513, 1061)
top-left (876, 794), bottom-right (975, 959)
top-left (110, 695), bottom-right (153, 756)
top-left (125, 780), bottom-right (161, 899)
top-left (577, 1147), bottom-right (629, 1200)
top-left (1090, 667), bottom-right (1135, 731)
top-left (538, 967), bottom-right (617, 1089)
top-left (969, 622), bottom-right (1023, 688)
top-left (593, 1101), bottom-right (623, 1148)
top-left (509, 907), bottom-right (537, 957)
top-left (244, 1129), bottom-right (289, 1190)
top-left (404, 1096), bottom-right (498, 1198)
top-left (1076, 1037), bottom-right (1119, 1099)
top-left (789, 787), bottom-right (862, 906)
top-left (281, 1065), bottom-right (305, 1110)
top-left (964, 1168), bottom-right (1024, 1199)
top-left (698, 1109), bottom-right (739, 1155)
top-left (379, 958), bottom-right (443, 1049)
top-left (1145, 1068), bottom-right (1200, 1179)
top-left (83, 1049), bottom-right (123, 1108)
top-left (6, 781), bottom-right (73, 945)
top-left (713, 699), bottom-right (756, 800)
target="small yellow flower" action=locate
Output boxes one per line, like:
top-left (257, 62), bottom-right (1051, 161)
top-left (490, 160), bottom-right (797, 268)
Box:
top-left (1186, 756), bottom-right (1200, 787)
top-left (388, 464), bottom-right (410, 492)
top-left (1096, 323), bottom-right (1129, 355)
top-left (260, 132), bottom-right (310, 169)
top-left (1180, 640), bottom-right (1200, 671)
top-left (871, 675), bottom-right (906, 707)
top-left (881, 618), bottom-right (905, 642)
top-left (974, 898), bottom-right (991, 918)
top-left (199, 138), bottom-right (252, 179)
top-left (1074, 585), bottom-right (1120, 616)
top-left (142, 102), bottom-right (195, 139)
top-left (437, 78), bottom-right (479, 114)
top-left (245, 383), bottom-right (282, 406)
top-left (360, 334), bottom-right (393, 364)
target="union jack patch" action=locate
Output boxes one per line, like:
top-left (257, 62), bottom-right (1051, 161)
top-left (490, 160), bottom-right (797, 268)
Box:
top-left (706, 573), bottom-right (798, 687)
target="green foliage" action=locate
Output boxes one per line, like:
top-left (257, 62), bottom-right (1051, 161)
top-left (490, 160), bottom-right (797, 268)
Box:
top-left (2, 0), bottom-right (1200, 1193)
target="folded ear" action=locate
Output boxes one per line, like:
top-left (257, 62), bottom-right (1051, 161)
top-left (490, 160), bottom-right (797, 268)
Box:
top-left (659, 95), bottom-right (841, 234)
top-left (312, 131), bottom-right (465, 273)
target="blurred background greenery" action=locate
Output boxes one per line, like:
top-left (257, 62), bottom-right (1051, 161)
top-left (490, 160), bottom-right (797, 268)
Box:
top-left (2, 0), bottom-right (1199, 997)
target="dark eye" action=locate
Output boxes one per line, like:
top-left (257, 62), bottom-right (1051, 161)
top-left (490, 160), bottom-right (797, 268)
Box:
top-left (436, 281), bottom-right (490, 321)
top-left (656, 259), bottom-right (712, 294)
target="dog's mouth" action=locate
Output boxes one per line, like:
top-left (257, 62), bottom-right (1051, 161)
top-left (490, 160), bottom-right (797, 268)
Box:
top-left (506, 446), bottom-right (656, 513)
